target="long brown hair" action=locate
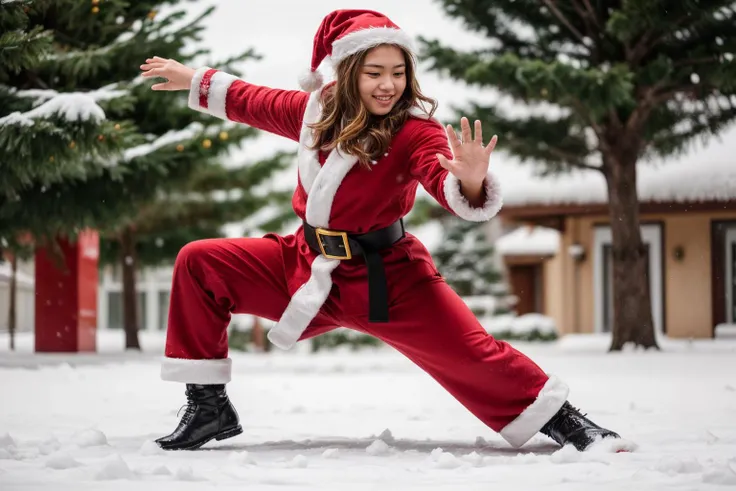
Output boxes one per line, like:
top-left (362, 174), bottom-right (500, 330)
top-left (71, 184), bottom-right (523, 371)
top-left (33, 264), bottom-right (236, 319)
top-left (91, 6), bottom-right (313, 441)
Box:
top-left (309, 44), bottom-right (437, 167)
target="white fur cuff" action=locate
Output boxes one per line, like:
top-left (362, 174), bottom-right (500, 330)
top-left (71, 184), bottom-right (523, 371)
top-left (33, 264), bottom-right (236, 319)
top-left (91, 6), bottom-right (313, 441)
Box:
top-left (443, 170), bottom-right (503, 221)
top-left (187, 66), bottom-right (239, 121)
top-left (160, 357), bottom-right (232, 384)
top-left (499, 375), bottom-right (569, 448)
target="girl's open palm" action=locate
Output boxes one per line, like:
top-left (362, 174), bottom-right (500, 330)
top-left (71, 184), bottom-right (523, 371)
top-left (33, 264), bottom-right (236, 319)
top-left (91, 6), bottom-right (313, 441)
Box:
top-left (437, 117), bottom-right (497, 186)
top-left (140, 57), bottom-right (195, 91)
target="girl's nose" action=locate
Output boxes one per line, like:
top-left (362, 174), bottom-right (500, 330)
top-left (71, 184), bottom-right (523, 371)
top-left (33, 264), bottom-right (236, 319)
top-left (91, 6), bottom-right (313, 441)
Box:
top-left (378, 76), bottom-right (394, 90)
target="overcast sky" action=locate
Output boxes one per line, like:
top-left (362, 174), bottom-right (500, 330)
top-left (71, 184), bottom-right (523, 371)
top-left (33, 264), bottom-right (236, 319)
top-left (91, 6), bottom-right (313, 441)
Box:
top-left (188, 0), bottom-right (489, 102)
top-left (171, 0), bottom-right (735, 174)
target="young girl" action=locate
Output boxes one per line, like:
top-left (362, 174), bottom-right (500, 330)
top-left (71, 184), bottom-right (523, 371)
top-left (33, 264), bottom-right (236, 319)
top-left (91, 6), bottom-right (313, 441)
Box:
top-left (140, 9), bottom-right (626, 453)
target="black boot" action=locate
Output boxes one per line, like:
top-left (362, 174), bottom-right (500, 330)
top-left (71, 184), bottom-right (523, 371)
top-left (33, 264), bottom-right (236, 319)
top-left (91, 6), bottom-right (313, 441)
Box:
top-left (540, 401), bottom-right (620, 451)
top-left (155, 384), bottom-right (243, 450)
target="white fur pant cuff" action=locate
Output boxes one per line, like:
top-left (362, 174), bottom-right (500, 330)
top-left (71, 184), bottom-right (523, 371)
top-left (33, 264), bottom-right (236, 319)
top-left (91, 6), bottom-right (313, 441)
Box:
top-left (160, 357), bottom-right (232, 384)
top-left (499, 375), bottom-right (570, 448)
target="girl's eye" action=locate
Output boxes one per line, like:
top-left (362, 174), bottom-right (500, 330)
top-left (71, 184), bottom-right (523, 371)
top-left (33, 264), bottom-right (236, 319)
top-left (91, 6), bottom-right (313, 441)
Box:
top-left (366, 72), bottom-right (380, 77)
top-left (394, 72), bottom-right (405, 77)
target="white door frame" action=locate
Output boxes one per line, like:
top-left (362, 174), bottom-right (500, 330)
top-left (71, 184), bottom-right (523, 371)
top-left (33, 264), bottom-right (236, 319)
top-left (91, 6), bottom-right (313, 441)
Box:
top-left (593, 224), bottom-right (664, 334)
top-left (726, 228), bottom-right (736, 324)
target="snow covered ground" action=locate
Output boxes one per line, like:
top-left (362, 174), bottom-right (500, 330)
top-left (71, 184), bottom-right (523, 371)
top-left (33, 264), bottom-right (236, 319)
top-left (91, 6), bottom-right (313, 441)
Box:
top-left (1, 330), bottom-right (736, 490)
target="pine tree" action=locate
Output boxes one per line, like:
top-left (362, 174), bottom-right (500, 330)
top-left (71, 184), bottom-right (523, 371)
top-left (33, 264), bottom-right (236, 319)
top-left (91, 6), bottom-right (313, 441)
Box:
top-left (433, 217), bottom-right (511, 317)
top-left (404, 195), bottom-right (445, 227)
top-left (96, 150), bottom-right (295, 345)
top-left (421, 1), bottom-right (736, 350)
top-left (0, 0), bottom-right (134, 232)
top-left (98, 150), bottom-right (296, 269)
top-left (0, 1), bottom-right (265, 349)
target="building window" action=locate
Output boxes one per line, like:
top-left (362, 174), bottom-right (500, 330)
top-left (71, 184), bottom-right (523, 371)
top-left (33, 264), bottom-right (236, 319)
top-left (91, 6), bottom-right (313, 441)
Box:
top-left (594, 224), bottom-right (662, 334)
top-left (107, 291), bottom-right (146, 330)
top-left (727, 230), bottom-right (736, 323)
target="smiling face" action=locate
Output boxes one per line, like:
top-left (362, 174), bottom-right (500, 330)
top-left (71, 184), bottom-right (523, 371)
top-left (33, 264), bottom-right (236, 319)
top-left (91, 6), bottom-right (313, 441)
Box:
top-left (310, 43), bottom-right (437, 167)
top-left (357, 44), bottom-right (408, 116)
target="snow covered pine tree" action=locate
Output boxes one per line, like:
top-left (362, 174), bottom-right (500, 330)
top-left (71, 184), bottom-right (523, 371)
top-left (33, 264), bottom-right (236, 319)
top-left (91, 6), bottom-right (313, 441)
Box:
top-left (433, 217), bottom-right (512, 318)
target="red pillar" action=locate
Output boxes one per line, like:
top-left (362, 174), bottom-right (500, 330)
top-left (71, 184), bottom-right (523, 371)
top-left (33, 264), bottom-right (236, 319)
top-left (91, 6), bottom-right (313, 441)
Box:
top-left (34, 230), bottom-right (99, 352)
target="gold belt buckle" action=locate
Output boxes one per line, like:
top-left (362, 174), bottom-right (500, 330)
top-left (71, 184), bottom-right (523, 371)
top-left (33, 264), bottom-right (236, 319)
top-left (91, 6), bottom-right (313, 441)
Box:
top-left (315, 227), bottom-right (352, 260)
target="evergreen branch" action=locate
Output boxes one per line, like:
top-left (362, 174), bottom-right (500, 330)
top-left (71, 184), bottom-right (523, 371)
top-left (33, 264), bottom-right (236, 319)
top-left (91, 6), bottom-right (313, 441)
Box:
top-left (131, 194), bottom-right (266, 235)
top-left (546, 147), bottom-right (602, 172)
top-left (648, 105), bottom-right (736, 157)
top-left (404, 196), bottom-right (444, 227)
top-left (420, 41), bottom-right (635, 113)
top-left (643, 14), bottom-right (692, 53)
top-left (461, 102), bottom-right (597, 170)
top-left (567, 97), bottom-right (610, 147)
top-left (0, 26), bottom-right (53, 76)
top-left (579, 0), bottom-right (601, 29)
top-left (420, 1), bottom-right (564, 61)
top-left (242, 197), bottom-right (296, 235)
top-left (185, 149), bottom-right (293, 193)
top-left (541, 0), bottom-right (586, 46)
top-left (99, 223), bottom-right (224, 268)
top-left (569, 0), bottom-right (598, 42)
top-left (641, 10), bottom-right (735, 63)
top-left (674, 55), bottom-right (724, 68)
top-left (0, 111), bottom-right (135, 197)
top-left (648, 80), bottom-right (726, 110)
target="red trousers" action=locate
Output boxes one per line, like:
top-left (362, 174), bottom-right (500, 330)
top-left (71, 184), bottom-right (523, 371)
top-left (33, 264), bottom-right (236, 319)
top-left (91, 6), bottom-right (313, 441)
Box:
top-left (161, 234), bottom-right (569, 448)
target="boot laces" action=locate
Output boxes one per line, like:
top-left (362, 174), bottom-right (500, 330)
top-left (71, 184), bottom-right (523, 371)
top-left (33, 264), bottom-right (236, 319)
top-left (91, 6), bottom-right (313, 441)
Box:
top-left (176, 402), bottom-right (197, 423)
top-left (565, 403), bottom-right (588, 418)
top-left (176, 388), bottom-right (199, 423)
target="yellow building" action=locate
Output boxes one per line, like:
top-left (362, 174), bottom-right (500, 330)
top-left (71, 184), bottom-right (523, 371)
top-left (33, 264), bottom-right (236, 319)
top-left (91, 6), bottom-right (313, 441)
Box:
top-left (493, 147), bottom-right (736, 339)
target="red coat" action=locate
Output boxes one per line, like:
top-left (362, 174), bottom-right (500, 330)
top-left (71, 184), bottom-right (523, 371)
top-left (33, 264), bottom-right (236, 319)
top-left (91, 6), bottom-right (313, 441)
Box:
top-left (188, 67), bottom-right (503, 348)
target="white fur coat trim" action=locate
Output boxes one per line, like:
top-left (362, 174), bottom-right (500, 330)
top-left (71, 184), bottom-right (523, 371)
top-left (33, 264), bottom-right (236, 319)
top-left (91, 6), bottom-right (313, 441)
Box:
top-left (296, 90), bottom-right (324, 193)
top-left (268, 89), bottom-right (359, 350)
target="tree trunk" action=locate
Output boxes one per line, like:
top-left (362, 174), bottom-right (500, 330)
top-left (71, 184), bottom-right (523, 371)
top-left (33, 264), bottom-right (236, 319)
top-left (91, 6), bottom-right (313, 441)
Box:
top-left (120, 226), bottom-right (141, 350)
top-left (604, 155), bottom-right (659, 351)
top-left (251, 316), bottom-right (266, 352)
top-left (8, 255), bottom-right (17, 351)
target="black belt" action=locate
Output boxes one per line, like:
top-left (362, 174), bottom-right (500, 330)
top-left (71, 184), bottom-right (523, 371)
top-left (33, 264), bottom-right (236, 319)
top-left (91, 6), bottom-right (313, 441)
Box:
top-left (303, 219), bottom-right (405, 323)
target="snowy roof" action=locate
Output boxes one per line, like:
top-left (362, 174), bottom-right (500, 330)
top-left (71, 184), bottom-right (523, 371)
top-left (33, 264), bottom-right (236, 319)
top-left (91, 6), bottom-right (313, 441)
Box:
top-left (496, 226), bottom-right (560, 256)
top-left (492, 126), bottom-right (736, 208)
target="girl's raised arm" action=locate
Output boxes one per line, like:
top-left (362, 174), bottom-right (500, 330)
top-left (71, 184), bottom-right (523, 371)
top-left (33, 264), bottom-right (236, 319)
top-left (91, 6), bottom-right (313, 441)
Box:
top-left (407, 119), bottom-right (503, 222)
top-left (141, 57), bottom-right (309, 142)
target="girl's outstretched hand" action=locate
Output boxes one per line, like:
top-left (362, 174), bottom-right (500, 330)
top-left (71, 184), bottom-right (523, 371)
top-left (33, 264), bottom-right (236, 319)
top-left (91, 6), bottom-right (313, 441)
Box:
top-left (437, 117), bottom-right (497, 187)
top-left (140, 57), bottom-right (195, 91)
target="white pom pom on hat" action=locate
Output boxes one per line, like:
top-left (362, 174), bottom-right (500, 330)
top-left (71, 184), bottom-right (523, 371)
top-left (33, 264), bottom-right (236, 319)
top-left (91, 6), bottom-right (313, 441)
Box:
top-left (298, 68), bottom-right (325, 93)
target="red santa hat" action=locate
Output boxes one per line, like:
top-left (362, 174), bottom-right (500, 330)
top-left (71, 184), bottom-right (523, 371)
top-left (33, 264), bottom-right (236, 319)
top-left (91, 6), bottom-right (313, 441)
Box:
top-left (298, 9), bottom-right (415, 92)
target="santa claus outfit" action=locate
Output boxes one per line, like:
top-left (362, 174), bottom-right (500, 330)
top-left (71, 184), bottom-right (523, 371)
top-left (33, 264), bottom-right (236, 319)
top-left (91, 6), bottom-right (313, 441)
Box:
top-left (154, 9), bottom-right (624, 452)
